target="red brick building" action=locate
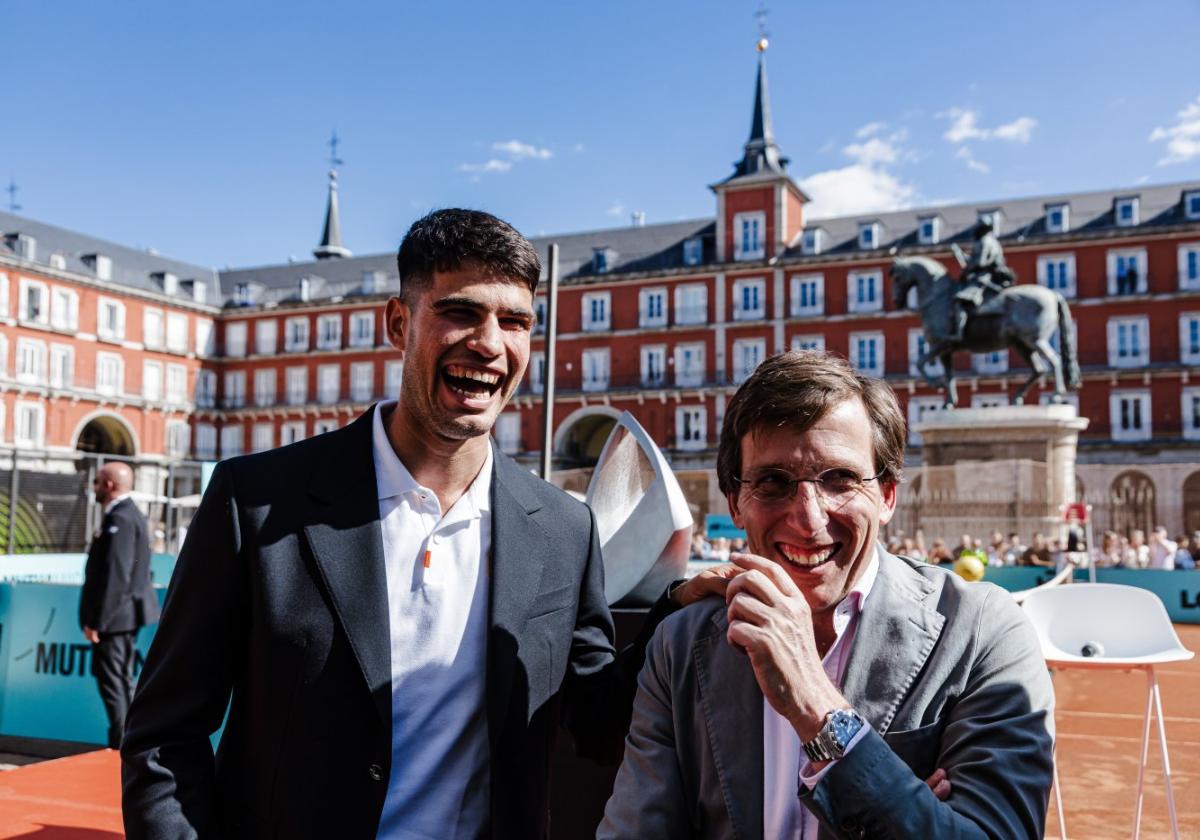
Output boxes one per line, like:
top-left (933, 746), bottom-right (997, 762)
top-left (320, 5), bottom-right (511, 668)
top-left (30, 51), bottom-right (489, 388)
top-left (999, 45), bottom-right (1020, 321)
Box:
top-left (3, 52), bottom-right (1199, 538)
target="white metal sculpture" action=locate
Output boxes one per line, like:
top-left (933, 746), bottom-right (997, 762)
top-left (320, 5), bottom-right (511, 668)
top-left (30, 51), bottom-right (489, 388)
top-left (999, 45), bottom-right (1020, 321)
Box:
top-left (586, 411), bottom-right (693, 607)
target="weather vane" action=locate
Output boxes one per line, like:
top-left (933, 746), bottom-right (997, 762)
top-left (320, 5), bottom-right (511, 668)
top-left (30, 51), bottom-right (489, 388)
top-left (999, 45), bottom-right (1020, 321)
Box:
top-left (6, 178), bottom-right (21, 213)
top-left (755, 1), bottom-right (770, 51)
top-left (328, 130), bottom-right (344, 173)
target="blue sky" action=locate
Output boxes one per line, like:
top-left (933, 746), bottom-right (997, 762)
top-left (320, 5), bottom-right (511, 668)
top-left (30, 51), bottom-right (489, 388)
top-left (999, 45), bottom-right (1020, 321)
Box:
top-left (4, 0), bottom-right (1198, 268)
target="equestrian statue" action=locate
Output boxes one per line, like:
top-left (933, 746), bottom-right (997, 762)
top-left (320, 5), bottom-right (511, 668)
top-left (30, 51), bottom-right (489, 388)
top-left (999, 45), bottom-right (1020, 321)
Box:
top-left (891, 218), bottom-right (1080, 408)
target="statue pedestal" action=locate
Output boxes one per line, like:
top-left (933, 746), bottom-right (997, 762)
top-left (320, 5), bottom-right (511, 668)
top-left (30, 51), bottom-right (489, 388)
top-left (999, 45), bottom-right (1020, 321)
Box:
top-left (912, 405), bottom-right (1089, 543)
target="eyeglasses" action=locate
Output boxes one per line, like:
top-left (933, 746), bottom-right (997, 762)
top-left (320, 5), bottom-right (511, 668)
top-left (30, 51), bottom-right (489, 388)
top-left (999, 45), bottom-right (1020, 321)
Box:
top-left (732, 467), bottom-right (886, 505)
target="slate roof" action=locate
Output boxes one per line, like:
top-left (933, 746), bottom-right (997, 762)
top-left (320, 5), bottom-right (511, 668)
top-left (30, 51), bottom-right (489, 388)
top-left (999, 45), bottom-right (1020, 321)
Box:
top-left (0, 209), bottom-right (220, 306)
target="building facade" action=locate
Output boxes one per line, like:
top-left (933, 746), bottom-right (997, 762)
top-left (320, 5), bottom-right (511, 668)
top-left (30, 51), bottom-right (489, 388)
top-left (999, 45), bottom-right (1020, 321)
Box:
top-left (3, 52), bottom-right (1199, 541)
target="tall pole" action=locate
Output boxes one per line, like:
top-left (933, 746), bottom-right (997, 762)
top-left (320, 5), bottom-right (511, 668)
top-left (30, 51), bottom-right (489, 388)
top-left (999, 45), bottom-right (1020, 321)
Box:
top-left (540, 243), bottom-right (560, 481)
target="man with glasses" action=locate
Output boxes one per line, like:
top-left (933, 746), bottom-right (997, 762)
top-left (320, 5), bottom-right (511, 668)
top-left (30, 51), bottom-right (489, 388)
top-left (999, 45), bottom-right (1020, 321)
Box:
top-left (601, 350), bottom-right (1054, 839)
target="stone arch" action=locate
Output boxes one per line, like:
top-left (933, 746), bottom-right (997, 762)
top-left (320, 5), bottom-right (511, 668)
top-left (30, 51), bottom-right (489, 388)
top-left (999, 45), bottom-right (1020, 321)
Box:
top-left (1109, 470), bottom-right (1156, 538)
top-left (1183, 470), bottom-right (1200, 536)
top-left (553, 406), bottom-right (621, 469)
top-left (73, 411), bottom-right (139, 457)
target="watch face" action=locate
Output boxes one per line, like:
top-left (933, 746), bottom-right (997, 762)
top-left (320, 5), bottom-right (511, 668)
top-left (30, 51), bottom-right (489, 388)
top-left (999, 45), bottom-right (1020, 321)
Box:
top-left (828, 709), bottom-right (864, 750)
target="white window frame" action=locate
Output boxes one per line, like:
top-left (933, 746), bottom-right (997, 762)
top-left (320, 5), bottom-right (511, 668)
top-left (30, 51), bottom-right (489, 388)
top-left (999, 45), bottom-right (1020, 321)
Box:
top-left (1179, 312), bottom-right (1200, 364)
top-left (1109, 390), bottom-right (1151, 442)
top-left (316, 313), bottom-right (342, 350)
top-left (1106, 316), bottom-right (1150, 367)
top-left (141, 307), bottom-right (164, 349)
top-left (285, 366), bottom-right (308, 405)
top-left (1046, 203), bottom-right (1070, 234)
top-left (350, 361), bottom-right (374, 402)
top-left (166, 312), bottom-right (188, 354)
top-left (527, 352), bottom-right (544, 395)
top-left (675, 405), bottom-right (706, 451)
top-left (313, 418), bottom-right (339, 436)
top-left (972, 349), bottom-right (1008, 374)
top-left (13, 401), bottom-right (45, 448)
top-left (97, 297), bottom-right (126, 342)
top-left (494, 413), bottom-right (522, 454)
top-left (847, 269), bottom-right (883, 314)
top-left (640, 344), bottom-right (667, 387)
top-left (849, 330), bottom-right (885, 377)
top-left (978, 210), bottom-right (1003, 235)
top-left (96, 351), bottom-right (124, 396)
top-left (51, 287), bottom-right (79, 331)
top-left (1115, 196), bottom-right (1139, 227)
top-left (143, 360), bottom-right (163, 401)
top-left (533, 296), bottom-right (546, 335)
top-left (674, 283), bottom-right (707, 325)
top-left (581, 291), bottom-right (611, 332)
top-left (225, 321), bottom-right (248, 358)
top-left (0, 334), bottom-right (6, 379)
top-left (165, 421), bottom-right (191, 458)
top-left (674, 342), bottom-right (705, 387)
top-left (252, 422), bottom-right (274, 454)
top-left (285, 316), bottom-right (310, 352)
top-left (255, 319), bottom-right (278, 355)
top-left (280, 421), bottom-right (307, 447)
top-left (18, 278), bottom-right (49, 325)
top-left (195, 424), bottom-right (217, 460)
top-left (1037, 253), bottom-right (1077, 298)
top-left (971, 393), bottom-right (1008, 409)
top-left (857, 222), bottom-right (879, 250)
top-left (682, 237), bottom-right (703, 267)
top-left (15, 338), bottom-right (47, 385)
top-left (639, 287), bottom-right (668, 328)
top-left (220, 424), bottom-right (243, 458)
top-left (908, 329), bottom-right (944, 377)
top-left (1178, 242), bottom-right (1200, 291)
top-left (349, 311), bottom-right (375, 347)
top-left (166, 364), bottom-right (187, 403)
top-left (581, 348), bottom-right (610, 392)
top-left (385, 360), bottom-right (404, 398)
top-left (195, 370), bottom-right (217, 407)
top-left (790, 334), bottom-right (825, 352)
top-left (732, 277), bottom-right (766, 321)
top-left (802, 228), bottom-right (824, 255)
top-left (917, 216), bottom-right (940, 245)
top-left (906, 396), bottom-right (947, 445)
top-left (1185, 190), bottom-right (1200, 221)
top-left (49, 343), bottom-right (73, 389)
top-left (1106, 247), bottom-right (1148, 295)
top-left (223, 370), bottom-right (246, 408)
top-left (789, 273), bottom-right (824, 317)
top-left (1181, 387), bottom-right (1200, 442)
top-left (254, 368), bottom-right (276, 407)
top-left (195, 318), bottom-right (214, 357)
top-left (317, 364), bottom-right (340, 404)
top-left (0, 271), bottom-right (8, 318)
top-left (732, 337), bottom-right (766, 384)
top-left (733, 211), bottom-right (766, 261)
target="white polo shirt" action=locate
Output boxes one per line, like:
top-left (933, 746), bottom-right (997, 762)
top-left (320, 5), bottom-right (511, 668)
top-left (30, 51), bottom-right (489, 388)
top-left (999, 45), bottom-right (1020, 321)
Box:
top-left (373, 402), bottom-right (493, 840)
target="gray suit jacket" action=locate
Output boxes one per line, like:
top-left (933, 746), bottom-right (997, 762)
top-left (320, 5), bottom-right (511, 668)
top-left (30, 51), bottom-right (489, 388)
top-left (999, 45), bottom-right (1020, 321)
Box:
top-left (599, 551), bottom-right (1055, 839)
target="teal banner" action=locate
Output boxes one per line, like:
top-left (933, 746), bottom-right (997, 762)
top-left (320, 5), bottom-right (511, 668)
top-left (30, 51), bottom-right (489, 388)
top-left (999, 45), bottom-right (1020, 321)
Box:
top-left (705, 514), bottom-right (746, 541)
top-left (979, 566), bottom-right (1200, 624)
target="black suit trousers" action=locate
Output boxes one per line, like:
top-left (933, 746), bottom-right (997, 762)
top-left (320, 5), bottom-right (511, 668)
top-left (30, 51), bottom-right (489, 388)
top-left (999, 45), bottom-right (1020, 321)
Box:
top-left (93, 631), bottom-right (136, 749)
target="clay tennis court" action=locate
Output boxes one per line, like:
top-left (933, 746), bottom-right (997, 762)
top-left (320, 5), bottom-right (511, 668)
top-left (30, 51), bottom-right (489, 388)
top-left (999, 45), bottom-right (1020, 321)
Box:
top-left (0, 626), bottom-right (1196, 838)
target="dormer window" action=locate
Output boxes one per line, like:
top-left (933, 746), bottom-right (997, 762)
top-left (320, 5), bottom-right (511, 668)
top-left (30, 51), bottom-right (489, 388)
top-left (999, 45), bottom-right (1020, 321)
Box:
top-left (192, 280), bottom-right (207, 303)
top-left (235, 282), bottom-right (252, 306)
top-left (5, 233), bottom-right (36, 261)
top-left (1183, 190), bottom-right (1200, 221)
top-left (858, 222), bottom-right (879, 250)
top-left (298, 277), bottom-right (312, 302)
top-left (593, 247), bottom-right (616, 274)
top-left (917, 216), bottom-right (940, 245)
top-left (801, 228), bottom-right (825, 255)
top-left (83, 253), bottom-right (113, 280)
top-left (49, 253), bottom-right (66, 270)
top-left (682, 237), bottom-right (703, 267)
top-left (1115, 196), bottom-right (1139, 227)
top-left (153, 272), bottom-right (179, 295)
top-left (733, 211), bottom-right (766, 261)
top-left (361, 270), bottom-right (385, 294)
top-left (1046, 203), bottom-right (1070, 234)
top-left (978, 210), bottom-right (1003, 235)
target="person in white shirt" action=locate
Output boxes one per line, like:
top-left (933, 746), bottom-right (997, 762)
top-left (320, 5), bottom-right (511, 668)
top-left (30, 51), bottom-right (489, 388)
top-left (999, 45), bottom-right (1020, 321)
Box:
top-left (1147, 526), bottom-right (1178, 570)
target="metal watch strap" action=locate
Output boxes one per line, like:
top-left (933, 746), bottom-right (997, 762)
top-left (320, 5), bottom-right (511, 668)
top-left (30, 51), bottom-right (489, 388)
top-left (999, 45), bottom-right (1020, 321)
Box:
top-left (802, 708), bottom-right (864, 762)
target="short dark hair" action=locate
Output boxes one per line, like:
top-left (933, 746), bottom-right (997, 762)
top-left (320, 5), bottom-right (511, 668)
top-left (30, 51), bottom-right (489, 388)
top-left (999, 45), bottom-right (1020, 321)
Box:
top-left (396, 208), bottom-right (541, 303)
top-left (716, 350), bottom-right (906, 497)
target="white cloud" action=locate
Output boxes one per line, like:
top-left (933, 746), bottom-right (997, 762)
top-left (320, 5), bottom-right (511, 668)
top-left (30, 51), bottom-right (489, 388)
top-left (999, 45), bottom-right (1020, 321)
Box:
top-left (492, 139), bottom-right (553, 160)
top-left (938, 107), bottom-right (1037, 145)
top-left (606, 202), bottom-right (625, 217)
top-left (843, 137), bottom-right (899, 167)
top-left (457, 159), bottom-right (513, 173)
top-left (855, 121), bottom-right (888, 138)
top-left (1149, 96), bottom-right (1200, 165)
top-left (955, 146), bottom-right (990, 174)
top-left (800, 164), bottom-right (916, 219)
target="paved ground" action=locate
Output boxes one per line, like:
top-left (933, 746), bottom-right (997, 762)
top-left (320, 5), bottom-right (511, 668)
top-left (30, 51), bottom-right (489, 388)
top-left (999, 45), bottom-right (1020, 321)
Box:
top-left (0, 626), bottom-right (1196, 838)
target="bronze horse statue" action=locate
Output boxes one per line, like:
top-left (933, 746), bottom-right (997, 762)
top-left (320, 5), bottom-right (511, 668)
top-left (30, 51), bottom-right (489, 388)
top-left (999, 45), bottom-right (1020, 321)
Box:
top-left (891, 255), bottom-right (1080, 407)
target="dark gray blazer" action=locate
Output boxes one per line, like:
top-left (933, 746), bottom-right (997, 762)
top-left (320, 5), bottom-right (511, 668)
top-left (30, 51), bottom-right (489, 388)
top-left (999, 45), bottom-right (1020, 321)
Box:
top-left (599, 551), bottom-right (1055, 839)
top-left (80, 496), bottom-right (158, 634)
top-left (122, 406), bottom-right (655, 839)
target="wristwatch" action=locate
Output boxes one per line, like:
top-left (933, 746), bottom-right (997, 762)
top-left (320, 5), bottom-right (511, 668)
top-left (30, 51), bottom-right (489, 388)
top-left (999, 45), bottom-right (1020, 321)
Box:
top-left (802, 708), bottom-right (866, 762)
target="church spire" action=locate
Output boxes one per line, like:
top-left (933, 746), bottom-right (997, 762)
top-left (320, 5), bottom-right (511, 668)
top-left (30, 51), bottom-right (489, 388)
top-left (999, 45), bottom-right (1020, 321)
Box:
top-left (731, 39), bottom-right (789, 179)
top-left (314, 131), bottom-right (350, 260)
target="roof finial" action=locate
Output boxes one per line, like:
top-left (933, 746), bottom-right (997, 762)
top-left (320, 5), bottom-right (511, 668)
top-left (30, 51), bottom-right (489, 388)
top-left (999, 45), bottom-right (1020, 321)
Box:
top-left (314, 133), bottom-right (351, 260)
top-left (6, 178), bottom-right (21, 213)
top-left (755, 1), bottom-right (769, 52)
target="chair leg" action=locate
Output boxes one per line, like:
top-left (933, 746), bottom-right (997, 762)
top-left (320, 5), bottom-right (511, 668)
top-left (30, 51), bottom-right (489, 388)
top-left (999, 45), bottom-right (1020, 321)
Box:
top-left (1149, 670), bottom-right (1181, 840)
top-left (1132, 670), bottom-right (1154, 840)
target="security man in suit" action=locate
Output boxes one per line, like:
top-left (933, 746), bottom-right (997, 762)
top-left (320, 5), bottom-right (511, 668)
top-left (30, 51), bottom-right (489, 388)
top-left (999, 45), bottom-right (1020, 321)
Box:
top-left (80, 461), bottom-right (159, 749)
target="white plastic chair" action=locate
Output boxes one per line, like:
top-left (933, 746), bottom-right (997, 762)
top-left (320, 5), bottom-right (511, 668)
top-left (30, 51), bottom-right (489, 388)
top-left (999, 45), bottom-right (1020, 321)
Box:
top-left (1022, 583), bottom-right (1194, 839)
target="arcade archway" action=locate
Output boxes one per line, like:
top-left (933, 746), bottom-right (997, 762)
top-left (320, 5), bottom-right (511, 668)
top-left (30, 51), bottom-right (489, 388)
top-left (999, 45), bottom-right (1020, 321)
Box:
top-left (554, 407), bottom-right (621, 469)
top-left (1183, 470), bottom-right (1200, 535)
top-left (74, 412), bottom-right (138, 457)
top-left (1109, 470), bottom-right (1156, 538)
